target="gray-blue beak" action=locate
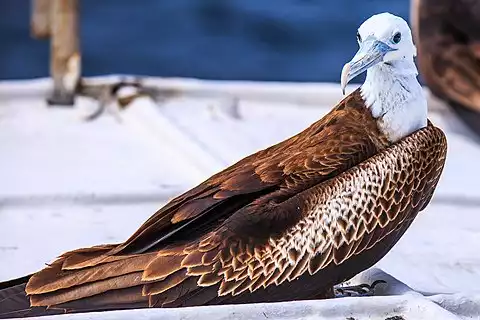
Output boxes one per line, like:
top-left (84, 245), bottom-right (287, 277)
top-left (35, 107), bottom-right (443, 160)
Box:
top-left (341, 36), bottom-right (397, 94)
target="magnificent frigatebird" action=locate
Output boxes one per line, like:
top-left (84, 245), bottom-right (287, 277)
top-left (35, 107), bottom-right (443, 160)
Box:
top-left (0, 12), bottom-right (447, 318)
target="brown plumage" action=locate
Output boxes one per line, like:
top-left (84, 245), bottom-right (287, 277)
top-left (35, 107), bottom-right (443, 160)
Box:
top-left (0, 88), bottom-right (447, 318)
top-left (411, 0), bottom-right (480, 137)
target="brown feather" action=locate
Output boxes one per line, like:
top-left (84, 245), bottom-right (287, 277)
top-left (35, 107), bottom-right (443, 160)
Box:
top-left (143, 255), bottom-right (185, 281)
top-left (412, 0), bottom-right (480, 137)
top-left (0, 89), bottom-right (447, 316)
top-left (55, 285), bottom-right (148, 309)
top-left (142, 269), bottom-right (188, 295)
top-left (149, 277), bottom-right (199, 307)
top-left (197, 272), bottom-right (222, 287)
top-left (26, 253), bottom-right (156, 295)
top-left (31, 272), bottom-right (145, 307)
top-left (60, 245), bottom-right (116, 269)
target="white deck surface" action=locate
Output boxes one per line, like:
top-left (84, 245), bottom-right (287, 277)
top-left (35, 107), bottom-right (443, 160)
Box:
top-left (1, 77), bottom-right (479, 319)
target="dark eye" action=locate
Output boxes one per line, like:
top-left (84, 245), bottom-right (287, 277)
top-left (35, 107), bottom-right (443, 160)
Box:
top-left (392, 32), bottom-right (401, 44)
top-left (356, 31), bottom-right (362, 43)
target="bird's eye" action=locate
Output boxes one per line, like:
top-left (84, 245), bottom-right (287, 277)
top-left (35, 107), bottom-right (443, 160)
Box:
top-left (392, 32), bottom-right (402, 44)
top-left (356, 31), bottom-right (362, 43)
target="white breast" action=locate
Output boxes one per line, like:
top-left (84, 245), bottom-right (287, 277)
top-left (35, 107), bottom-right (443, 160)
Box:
top-left (360, 62), bottom-right (428, 142)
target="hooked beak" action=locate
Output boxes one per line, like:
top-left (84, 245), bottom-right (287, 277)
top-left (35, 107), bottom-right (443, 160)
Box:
top-left (341, 36), bottom-right (397, 94)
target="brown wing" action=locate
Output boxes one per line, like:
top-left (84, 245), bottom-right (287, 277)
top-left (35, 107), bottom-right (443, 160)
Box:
top-left (412, 0), bottom-right (480, 135)
top-left (96, 89), bottom-right (386, 257)
top-left (18, 90), bottom-right (385, 307)
top-left (21, 120), bottom-right (447, 314)
top-left (9, 91), bottom-right (446, 315)
top-left (133, 122), bottom-right (446, 306)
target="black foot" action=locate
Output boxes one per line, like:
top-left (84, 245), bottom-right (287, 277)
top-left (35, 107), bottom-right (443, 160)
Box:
top-left (334, 280), bottom-right (386, 297)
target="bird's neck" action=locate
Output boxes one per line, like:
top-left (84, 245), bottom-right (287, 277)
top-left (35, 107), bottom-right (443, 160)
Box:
top-left (361, 59), bottom-right (428, 143)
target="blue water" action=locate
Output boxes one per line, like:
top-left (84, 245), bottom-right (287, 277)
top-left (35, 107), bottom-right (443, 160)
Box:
top-left (0, 0), bottom-right (409, 82)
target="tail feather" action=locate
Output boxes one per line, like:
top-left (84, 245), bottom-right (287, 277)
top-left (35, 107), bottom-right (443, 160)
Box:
top-left (30, 272), bottom-right (146, 307)
top-left (0, 245), bottom-right (158, 318)
top-left (0, 278), bottom-right (29, 315)
top-left (0, 276), bottom-right (61, 319)
top-left (26, 252), bottom-right (156, 295)
top-left (0, 236), bottom-right (226, 317)
top-left (60, 244), bottom-right (116, 270)
top-left (55, 285), bottom-right (149, 310)
top-left (0, 278), bottom-right (150, 318)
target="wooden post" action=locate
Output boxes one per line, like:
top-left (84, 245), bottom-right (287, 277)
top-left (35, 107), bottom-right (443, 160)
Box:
top-left (47, 0), bottom-right (81, 106)
top-left (31, 0), bottom-right (51, 39)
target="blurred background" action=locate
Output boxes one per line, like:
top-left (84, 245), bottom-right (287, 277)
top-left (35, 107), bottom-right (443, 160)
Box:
top-left (1, 1), bottom-right (480, 314)
top-left (0, 0), bottom-right (408, 83)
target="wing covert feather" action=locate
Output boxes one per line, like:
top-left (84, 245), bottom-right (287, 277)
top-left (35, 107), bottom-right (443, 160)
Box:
top-left (20, 92), bottom-right (446, 312)
top-left (136, 123), bottom-right (446, 302)
top-left (108, 90), bottom-right (383, 256)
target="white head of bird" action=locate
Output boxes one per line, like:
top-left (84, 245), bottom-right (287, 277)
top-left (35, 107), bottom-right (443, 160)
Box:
top-left (341, 12), bottom-right (427, 142)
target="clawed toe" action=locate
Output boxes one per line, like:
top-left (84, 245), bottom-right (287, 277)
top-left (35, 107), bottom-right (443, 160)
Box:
top-left (335, 280), bottom-right (386, 297)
